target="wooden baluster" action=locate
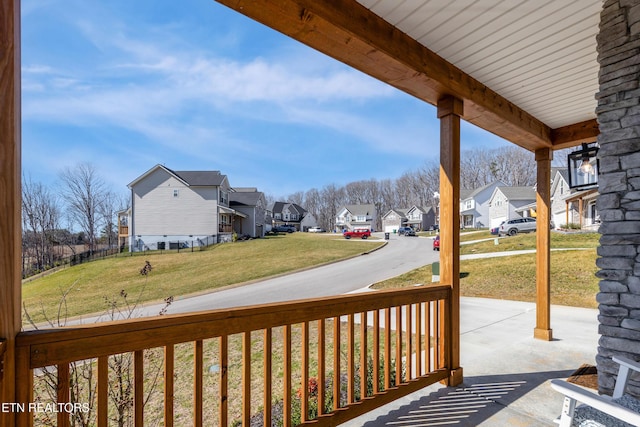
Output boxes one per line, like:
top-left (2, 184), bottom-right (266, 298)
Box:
top-left (416, 303), bottom-right (422, 377)
top-left (164, 346), bottom-right (174, 427)
top-left (57, 363), bottom-right (70, 427)
top-left (360, 311), bottom-right (368, 400)
top-left (426, 301), bottom-right (431, 373)
top-left (194, 341), bottom-right (203, 427)
top-left (283, 325), bottom-right (292, 427)
top-left (134, 350), bottom-right (144, 426)
top-left (347, 314), bottom-right (355, 404)
top-left (264, 329), bottom-right (272, 426)
top-left (333, 316), bottom-right (340, 410)
top-left (395, 306), bottom-right (402, 385)
top-left (242, 332), bottom-right (251, 426)
top-left (97, 356), bottom-right (108, 427)
top-left (373, 309), bottom-right (380, 394)
top-left (15, 345), bottom-right (32, 427)
top-left (301, 322), bottom-right (309, 421)
top-left (384, 308), bottom-right (391, 390)
top-left (317, 319), bottom-right (326, 415)
top-left (220, 336), bottom-right (228, 426)
top-left (406, 304), bottom-right (412, 380)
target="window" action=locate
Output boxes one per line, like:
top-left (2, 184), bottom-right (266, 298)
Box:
top-left (173, 189), bottom-right (179, 198)
top-left (356, 215), bottom-right (366, 222)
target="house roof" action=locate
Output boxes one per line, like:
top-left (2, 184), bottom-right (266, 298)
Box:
top-left (496, 186), bottom-right (537, 201)
top-left (170, 170), bottom-right (226, 186)
top-left (230, 191), bottom-right (264, 207)
top-left (217, 0), bottom-right (600, 151)
top-left (269, 202), bottom-right (307, 215)
top-left (128, 164), bottom-right (227, 188)
top-left (462, 181), bottom-right (506, 201)
top-left (382, 208), bottom-right (408, 219)
top-left (340, 204), bottom-right (376, 216)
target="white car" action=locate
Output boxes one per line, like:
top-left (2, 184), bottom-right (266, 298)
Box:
top-left (308, 227), bottom-right (325, 233)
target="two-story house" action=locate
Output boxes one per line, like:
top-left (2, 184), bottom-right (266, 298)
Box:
top-left (551, 169), bottom-right (599, 230)
top-left (460, 181), bottom-right (505, 229)
top-left (127, 164), bottom-right (241, 251)
top-left (269, 202), bottom-right (309, 231)
top-left (488, 186), bottom-right (537, 228)
top-left (381, 208), bottom-right (410, 233)
top-left (382, 206), bottom-right (436, 232)
top-left (336, 204), bottom-right (377, 231)
top-left (230, 188), bottom-right (267, 238)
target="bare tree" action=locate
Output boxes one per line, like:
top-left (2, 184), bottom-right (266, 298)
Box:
top-left (59, 163), bottom-right (109, 253)
top-left (22, 176), bottom-right (61, 276)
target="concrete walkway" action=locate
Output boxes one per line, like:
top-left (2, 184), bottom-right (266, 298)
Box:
top-left (341, 297), bottom-right (599, 426)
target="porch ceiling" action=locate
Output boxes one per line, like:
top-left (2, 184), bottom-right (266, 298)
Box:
top-left (215, 0), bottom-right (601, 151)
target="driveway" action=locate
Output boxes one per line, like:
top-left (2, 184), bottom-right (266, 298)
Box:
top-left (91, 232), bottom-right (440, 320)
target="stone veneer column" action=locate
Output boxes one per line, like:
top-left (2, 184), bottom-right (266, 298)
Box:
top-left (596, 0), bottom-right (640, 397)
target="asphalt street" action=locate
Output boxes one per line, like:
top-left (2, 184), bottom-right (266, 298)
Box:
top-left (86, 232), bottom-right (440, 322)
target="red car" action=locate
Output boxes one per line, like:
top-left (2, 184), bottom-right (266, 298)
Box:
top-left (433, 235), bottom-right (440, 251)
top-left (343, 229), bottom-right (371, 239)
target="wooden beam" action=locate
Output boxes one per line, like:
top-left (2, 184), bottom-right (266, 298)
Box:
top-left (534, 148), bottom-right (553, 341)
top-left (0, 1), bottom-right (21, 425)
top-left (214, 0), bottom-right (556, 151)
top-left (438, 96), bottom-right (463, 386)
top-left (551, 119), bottom-right (599, 149)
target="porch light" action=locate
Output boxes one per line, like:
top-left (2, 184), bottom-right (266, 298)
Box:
top-left (568, 143), bottom-right (599, 190)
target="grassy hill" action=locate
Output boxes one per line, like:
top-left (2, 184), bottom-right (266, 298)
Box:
top-left (22, 232), bottom-right (384, 325)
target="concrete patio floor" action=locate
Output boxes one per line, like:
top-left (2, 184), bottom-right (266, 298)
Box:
top-left (341, 296), bottom-right (600, 426)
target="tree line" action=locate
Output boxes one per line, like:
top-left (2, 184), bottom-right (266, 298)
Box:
top-left (284, 146), bottom-right (564, 232)
top-left (22, 163), bottom-right (127, 277)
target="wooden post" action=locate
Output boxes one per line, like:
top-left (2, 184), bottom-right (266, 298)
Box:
top-left (438, 96), bottom-right (463, 386)
top-left (535, 148), bottom-right (553, 341)
top-left (0, 1), bottom-right (21, 425)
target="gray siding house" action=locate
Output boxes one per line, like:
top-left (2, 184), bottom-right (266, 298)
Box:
top-left (128, 164), bottom-right (237, 251)
top-left (336, 204), bottom-right (377, 231)
top-left (230, 188), bottom-right (267, 238)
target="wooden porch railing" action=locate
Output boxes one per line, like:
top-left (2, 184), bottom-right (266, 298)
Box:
top-left (15, 286), bottom-right (451, 426)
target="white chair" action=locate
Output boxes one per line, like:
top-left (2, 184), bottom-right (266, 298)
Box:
top-left (550, 356), bottom-right (640, 427)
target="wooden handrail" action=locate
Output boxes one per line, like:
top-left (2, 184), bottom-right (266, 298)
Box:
top-left (15, 285), bottom-right (452, 427)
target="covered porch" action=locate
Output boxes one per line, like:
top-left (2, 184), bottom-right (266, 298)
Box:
top-left (2, 0), bottom-right (632, 426)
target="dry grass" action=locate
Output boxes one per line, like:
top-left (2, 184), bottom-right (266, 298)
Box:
top-left (22, 233), bottom-right (384, 325)
top-left (374, 232), bottom-right (600, 309)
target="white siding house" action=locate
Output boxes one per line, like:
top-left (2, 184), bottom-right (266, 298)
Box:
top-left (128, 165), bottom-right (235, 251)
top-left (488, 186), bottom-right (537, 228)
top-left (459, 181), bottom-right (505, 228)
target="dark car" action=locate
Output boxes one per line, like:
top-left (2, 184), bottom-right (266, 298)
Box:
top-left (433, 235), bottom-right (440, 251)
top-left (404, 229), bottom-right (417, 236)
top-left (274, 225), bottom-right (296, 233)
top-left (397, 226), bottom-right (412, 235)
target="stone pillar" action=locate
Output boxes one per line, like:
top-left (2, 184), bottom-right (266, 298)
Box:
top-left (596, 0), bottom-right (640, 397)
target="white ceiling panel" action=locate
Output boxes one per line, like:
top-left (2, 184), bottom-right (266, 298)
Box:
top-left (356, 0), bottom-right (601, 129)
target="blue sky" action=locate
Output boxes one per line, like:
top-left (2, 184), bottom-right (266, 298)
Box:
top-left (21, 0), bottom-right (511, 199)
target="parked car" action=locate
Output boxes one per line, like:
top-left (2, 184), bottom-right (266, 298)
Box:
top-left (343, 229), bottom-right (371, 239)
top-left (433, 235), bottom-right (440, 251)
top-left (397, 226), bottom-right (412, 235)
top-left (274, 225), bottom-right (296, 233)
top-left (308, 227), bottom-right (325, 233)
top-left (404, 229), bottom-right (417, 236)
top-left (499, 218), bottom-right (537, 236)
top-left (490, 221), bottom-right (505, 235)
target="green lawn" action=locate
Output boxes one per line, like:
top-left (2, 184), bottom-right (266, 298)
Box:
top-left (374, 231), bottom-right (600, 309)
top-left (22, 233), bottom-right (384, 325)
